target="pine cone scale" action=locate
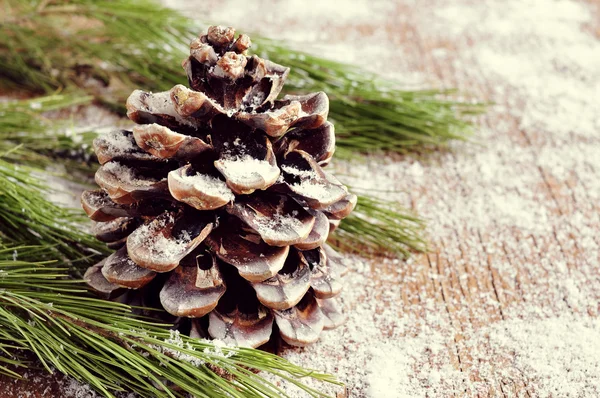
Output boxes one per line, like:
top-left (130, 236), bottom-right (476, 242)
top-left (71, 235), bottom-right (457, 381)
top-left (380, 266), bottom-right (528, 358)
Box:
top-left (159, 252), bottom-right (225, 317)
top-left (226, 194), bottom-right (316, 246)
top-left (125, 211), bottom-right (214, 272)
top-left (205, 224), bottom-right (289, 282)
top-left (102, 246), bottom-right (157, 289)
top-left (274, 121), bottom-right (336, 166)
top-left (251, 250), bottom-right (312, 310)
top-left (207, 309), bottom-right (274, 348)
top-left (168, 165), bottom-right (234, 210)
top-left (132, 124), bottom-right (211, 160)
top-left (318, 297), bottom-right (345, 330)
top-left (274, 292), bottom-right (324, 347)
top-left (95, 161), bottom-right (170, 204)
top-left (84, 261), bottom-right (124, 299)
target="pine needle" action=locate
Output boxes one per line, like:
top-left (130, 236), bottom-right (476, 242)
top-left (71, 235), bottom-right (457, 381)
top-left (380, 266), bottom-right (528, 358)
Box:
top-left (0, 248), bottom-right (340, 397)
top-left (0, 1), bottom-right (189, 99)
top-left (0, 0), bottom-right (483, 154)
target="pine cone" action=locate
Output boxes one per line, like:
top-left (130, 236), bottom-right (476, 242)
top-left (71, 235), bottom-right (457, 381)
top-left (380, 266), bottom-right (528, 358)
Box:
top-left (82, 26), bottom-right (356, 348)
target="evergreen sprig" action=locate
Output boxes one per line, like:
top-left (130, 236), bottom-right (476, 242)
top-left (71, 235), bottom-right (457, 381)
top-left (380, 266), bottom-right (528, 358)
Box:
top-left (332, 194), bottom-right (427, 258)
top-left (0, 94), bottom-right (95, 167)
top-left (0, 0), bottom-right (189, 103)
top-left (255, 40), bottom-right (484, 156)
top-left (0, 248), bottom-right (339, 397)
top-left (0, 94), bottom-right (93, 149)
top-left (0, 159), bottom-right (107, 262)
top-left (0, 0), bottom-right (482, 154)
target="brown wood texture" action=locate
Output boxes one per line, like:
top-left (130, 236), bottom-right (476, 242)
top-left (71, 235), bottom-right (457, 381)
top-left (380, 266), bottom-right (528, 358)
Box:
top-left (3, 0), bottom-right (600, 396)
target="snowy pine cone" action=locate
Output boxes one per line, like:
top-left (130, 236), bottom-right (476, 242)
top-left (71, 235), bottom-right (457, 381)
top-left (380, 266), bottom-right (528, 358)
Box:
top-left (82, 25), bottom-right (356, 347)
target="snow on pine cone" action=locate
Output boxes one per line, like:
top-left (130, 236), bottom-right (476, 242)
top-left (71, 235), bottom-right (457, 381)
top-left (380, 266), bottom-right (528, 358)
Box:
top-left (82, 25), bottom-right (356, 348)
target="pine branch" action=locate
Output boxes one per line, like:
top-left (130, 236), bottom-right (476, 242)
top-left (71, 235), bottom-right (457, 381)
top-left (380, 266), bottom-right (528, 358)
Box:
top-left (0, 159), bottom-right (107, 262)
top-left (0, 0), bottom-right (483, 154)
top-left (0, 94), bottom-right (93, 148)
top-left (0, 94), bottom-right (95, 169)
top-left (0, 249), bottom-right (339, 397)
top-left (254, 40), bottom-right (484, 156)
top-left (0, 1), bottom-right (189, 97)
top-left (331, 194), bottom-right (427, 258)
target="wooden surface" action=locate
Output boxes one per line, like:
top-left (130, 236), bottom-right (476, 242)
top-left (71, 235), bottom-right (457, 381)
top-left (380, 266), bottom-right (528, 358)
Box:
top-left (3, 0), bottom-right (600, 396)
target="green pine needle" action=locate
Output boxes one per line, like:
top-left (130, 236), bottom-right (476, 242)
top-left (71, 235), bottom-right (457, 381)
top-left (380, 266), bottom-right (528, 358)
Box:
top-left (0, 249), bottom-right (340, 398)
top-left (0, 1), bottom-right (189, 98)
top-left (0, 0), bottom-right (483, 154)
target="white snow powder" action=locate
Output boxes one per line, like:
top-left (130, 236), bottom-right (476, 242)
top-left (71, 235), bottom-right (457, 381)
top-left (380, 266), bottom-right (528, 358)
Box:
top-left (102, 162), bottom-right (160, 187)
top-left (99, 130), bottom-right (138, 154)
top-left (251, 212), bottom-right (306, 242)
top-left (128, 214), bottom-right (192, 262)
top-left (217, 155), bottom-right (277, 182)
top-left (177, 172), bottom-right (235, 201)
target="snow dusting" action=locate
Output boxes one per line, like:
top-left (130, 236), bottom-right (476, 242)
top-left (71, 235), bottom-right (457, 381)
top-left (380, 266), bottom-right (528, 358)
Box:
top-left (128, 214), bottom-right (192, 262)
top-left (251, 211), bottom-right (306, 243)
top-left (281, 164), bottom-right (334, 201)
top-left (98, 130), bottom-right (138, 155)
top-left (152, 330), bottom-right (234, 367)
top-left (178, 171), bottom-right (235, 200)
top-left (217, 155), bottom-right (278, 182)
top-left (102, 161), bottom-right (159, 187)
